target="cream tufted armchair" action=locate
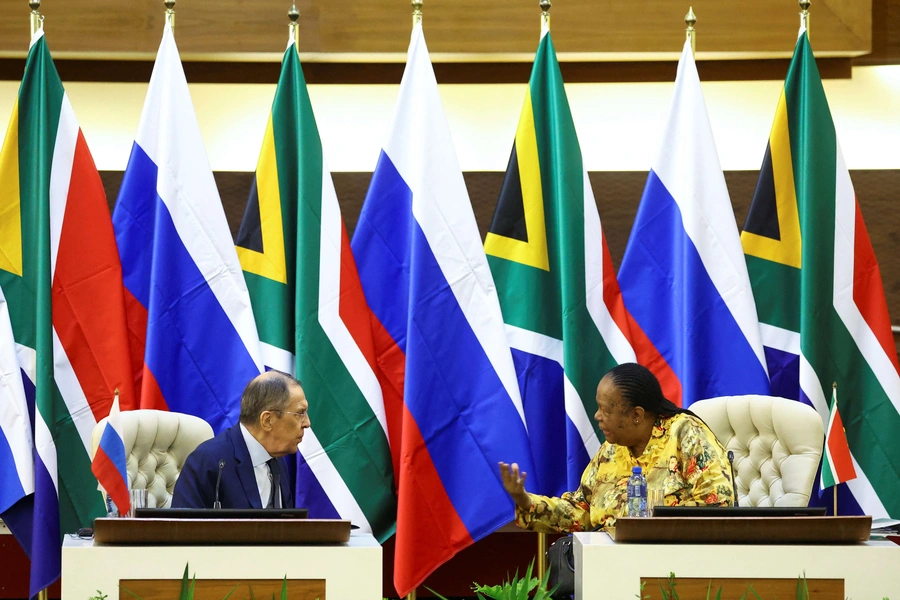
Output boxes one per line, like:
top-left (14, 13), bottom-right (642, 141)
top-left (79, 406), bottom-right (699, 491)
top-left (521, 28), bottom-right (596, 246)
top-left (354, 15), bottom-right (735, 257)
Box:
top-left (90, 410), bottom-right (213, 509)
top-left (690, 395), bottom-right (824, 507)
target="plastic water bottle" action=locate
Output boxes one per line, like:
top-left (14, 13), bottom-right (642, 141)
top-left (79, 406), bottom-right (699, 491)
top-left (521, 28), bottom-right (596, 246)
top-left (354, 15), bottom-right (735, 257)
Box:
top-left (627, 466), bottom-right (647, 517)
top-left (105, 494), bottom-right (119, 518)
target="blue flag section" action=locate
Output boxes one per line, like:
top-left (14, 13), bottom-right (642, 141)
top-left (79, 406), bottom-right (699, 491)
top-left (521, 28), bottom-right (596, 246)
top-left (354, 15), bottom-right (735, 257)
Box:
top-left (618, 42), bottom-right (770, 407)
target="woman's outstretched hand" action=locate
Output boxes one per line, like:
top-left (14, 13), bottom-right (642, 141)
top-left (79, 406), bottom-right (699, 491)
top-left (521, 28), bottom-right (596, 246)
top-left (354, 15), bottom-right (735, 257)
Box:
top-left (499, 462), bottom-right (533, 511)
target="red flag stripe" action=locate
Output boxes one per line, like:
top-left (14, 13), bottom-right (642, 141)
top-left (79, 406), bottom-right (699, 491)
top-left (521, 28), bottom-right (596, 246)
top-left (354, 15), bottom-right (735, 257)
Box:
top-left (827, 407), bottom-right (857, 482)
top-left (122, 288), bottom-right (169, 411)
top-left (337, 223), bottom-right (404, 478)
top-left (52, 129), bottom-right (136, 419)
top-left (851, 201), bottom-right (900, 376)
top-left (394, 401), bottom-right (472, 596)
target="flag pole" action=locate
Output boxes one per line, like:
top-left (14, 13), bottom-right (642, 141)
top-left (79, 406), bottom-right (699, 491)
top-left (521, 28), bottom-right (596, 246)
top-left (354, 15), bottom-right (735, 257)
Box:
top-left (685, 7), bottom-right (697, 58)
top-left (165, 0), bottom-right (176, 32)
top-left (412, 0), bottom-right (423, 28)
top-left (800, 0), bottom-right (811, 37)
top-left (27, 8), bottom-right (48, 599)
top-left (28, 6), bottom-right (49, 600)
top-left (533, 0), bottom-right (551, 582)
top-left (289, 3), bottom-right (300, 53)
top-left (540, 0), bottom-right (551, 37)
top-left (405, 4), bottom-right (421, 599)
top-left (832, 381), bottom-right (838, 516)
top-left (29, 0), bottom-right (42, 38)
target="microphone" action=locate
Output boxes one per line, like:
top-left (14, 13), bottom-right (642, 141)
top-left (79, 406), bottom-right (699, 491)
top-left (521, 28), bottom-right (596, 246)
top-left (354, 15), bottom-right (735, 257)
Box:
top-left (213, 459), bottom-right (225, 509)
top-left (727, 451), bottom-right (739, 507)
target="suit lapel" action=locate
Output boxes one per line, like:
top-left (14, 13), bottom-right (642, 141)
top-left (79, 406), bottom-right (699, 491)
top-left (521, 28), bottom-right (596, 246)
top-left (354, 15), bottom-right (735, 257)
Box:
top-left (229, 425), bottom-right (263, 509)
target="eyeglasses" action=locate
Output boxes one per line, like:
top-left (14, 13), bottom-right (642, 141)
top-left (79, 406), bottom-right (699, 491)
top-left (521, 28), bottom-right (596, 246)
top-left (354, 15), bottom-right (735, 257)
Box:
top-left (271, 409), bottom-right (308, 420)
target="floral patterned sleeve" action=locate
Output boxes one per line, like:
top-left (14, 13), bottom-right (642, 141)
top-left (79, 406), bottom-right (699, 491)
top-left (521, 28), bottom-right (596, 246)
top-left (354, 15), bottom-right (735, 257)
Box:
top-left (514, 460), bottom-right (599, 534)
top-left (675, 417), bottom-right (735, 506)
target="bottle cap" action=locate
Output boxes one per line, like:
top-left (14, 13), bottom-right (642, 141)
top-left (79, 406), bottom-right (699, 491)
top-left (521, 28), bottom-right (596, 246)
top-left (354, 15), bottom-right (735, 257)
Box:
top-left (632, 466), bottom-right (641, 474)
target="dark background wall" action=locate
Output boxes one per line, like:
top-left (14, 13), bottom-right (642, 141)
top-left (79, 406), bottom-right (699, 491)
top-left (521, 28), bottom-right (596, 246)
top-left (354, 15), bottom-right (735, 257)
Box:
top-left (100, 168), bottom-right (900, 329)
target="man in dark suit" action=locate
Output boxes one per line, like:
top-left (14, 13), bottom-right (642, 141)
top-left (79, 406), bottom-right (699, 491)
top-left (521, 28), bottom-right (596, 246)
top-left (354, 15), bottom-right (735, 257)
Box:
top-left (172, 370), bottom-right (310, 509)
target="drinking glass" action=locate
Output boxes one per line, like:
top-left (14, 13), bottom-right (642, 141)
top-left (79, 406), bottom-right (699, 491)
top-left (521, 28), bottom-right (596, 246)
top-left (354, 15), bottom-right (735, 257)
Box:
top-left (647, 488), bottom-right (665, 517)
top-left (126, 489), bottom-right (149, 518)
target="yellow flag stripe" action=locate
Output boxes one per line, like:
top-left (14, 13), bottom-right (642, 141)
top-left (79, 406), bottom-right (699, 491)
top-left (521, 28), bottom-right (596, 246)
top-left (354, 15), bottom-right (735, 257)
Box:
top-left (485, 89), bottom-right (550, 271)
top-left (741, 90), bottom-right (802, 268)
top-left (0, 99), bottom-right (22, 277)
top-left (237, 113), bottom-right (288, 283)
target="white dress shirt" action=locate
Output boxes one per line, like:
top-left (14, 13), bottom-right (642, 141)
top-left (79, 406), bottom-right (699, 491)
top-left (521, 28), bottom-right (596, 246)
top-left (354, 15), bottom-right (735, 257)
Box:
top-left (239, 423), bottom-right (277, 507)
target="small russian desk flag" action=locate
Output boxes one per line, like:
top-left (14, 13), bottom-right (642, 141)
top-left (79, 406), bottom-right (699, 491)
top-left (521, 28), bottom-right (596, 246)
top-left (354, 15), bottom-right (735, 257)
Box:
top-left (90, 392), bottom-right (131, 516)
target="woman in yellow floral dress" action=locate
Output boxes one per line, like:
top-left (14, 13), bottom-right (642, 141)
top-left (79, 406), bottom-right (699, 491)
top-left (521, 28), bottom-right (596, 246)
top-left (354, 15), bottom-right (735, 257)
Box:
top-left (499, 363), bottom-right (735, 533)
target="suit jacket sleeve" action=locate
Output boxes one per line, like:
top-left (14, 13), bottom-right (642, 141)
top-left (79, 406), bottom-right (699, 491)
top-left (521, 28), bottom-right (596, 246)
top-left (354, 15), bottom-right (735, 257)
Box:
top-left (172, 450), bottom-right (216, 509)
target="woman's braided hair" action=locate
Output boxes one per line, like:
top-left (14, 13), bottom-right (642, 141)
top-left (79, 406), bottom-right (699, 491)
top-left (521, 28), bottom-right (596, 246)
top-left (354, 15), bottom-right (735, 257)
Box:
top-left (606, 362), bottom-right (688, 418)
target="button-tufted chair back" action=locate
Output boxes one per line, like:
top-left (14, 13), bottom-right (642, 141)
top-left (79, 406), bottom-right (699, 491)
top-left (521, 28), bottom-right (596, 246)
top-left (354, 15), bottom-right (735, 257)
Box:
top-left (691, 395), bottom-right (824, 507)
top-left (90, 410), bottom-right (213, 509)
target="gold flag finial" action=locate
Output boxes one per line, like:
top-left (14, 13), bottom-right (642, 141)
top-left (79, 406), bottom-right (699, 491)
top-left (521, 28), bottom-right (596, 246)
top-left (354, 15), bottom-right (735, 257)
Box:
top-left (412, 0), bottom-right (423, 27)
top-left (29, 0), bottom-right (42, 39)
top-left (165, 0), bottom-right (176, 31)
top-left (685, 7), bottom-right (697, 57)
top-left (800, 0), bottom-right (811, 36)
top-left (540, 0), bottom-right (551, 37)
top-left (289, 2), bottom-right (300, 51)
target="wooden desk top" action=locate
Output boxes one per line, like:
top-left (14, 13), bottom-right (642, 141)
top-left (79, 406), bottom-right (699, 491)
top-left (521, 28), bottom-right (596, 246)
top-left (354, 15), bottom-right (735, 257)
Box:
top-left (92, 518), bottom-right (352, 546)
top-left (611, 516), bottom-right (872, 544)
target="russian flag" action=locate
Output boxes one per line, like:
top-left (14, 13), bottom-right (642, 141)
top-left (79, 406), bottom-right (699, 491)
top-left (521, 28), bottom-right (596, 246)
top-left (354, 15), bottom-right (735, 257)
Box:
top-left (113, 23), bottom-right (263, 432)
top-left (617, 41), bottom-right (770, 407)
top-left (351, 22), bottom-right (536, 596)
top-left (90, 394), bottom-right (130, 516)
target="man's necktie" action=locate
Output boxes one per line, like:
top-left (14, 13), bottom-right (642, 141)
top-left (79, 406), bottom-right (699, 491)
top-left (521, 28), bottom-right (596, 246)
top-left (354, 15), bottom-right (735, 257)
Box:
top-left (266, 458), bottom-right (282, 509)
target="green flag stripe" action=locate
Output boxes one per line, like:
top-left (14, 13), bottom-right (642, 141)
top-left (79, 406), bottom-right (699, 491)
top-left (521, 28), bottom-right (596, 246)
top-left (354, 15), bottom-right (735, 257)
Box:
top-left (244, 273), bottom-right (291, 349)
top-left (9, 36), bottom-right (61, 356)
top-left (240, 47), bottom-right (395, 538)
top-left (744, 255), bottom-right (801, 332)
top-left (529, 36), bottom-right (617, 424)
top-left (488, 257), bottom-right (560, 338)
top-left (274, 50), bottom-right (394, 534)
top-left (54, 384), bottom-right (104, 527)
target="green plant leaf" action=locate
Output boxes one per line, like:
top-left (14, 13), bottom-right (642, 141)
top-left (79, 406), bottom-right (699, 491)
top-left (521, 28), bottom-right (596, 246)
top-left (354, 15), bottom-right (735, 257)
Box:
top-left (666, 572), bottom-right (679, 600)
top-left (178, 564), bottom-right (194, 600)
top-left (248, 584), bottom-right (257, 600)
top-left (221, 582), bottom-right (241, 600)
top-left (535, 558), bottom-right (558, 600)
top-left (119, 586), bottom-right (142, 600)
top-left (796, 571), bottom-right (810, 600)
top-left (280, 576), bottom-right (288, 600)
top-left (425, 587), bottom-right (451, 600)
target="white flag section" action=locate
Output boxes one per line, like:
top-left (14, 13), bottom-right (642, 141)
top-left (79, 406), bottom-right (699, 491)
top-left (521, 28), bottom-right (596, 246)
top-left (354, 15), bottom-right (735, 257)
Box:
top-left (113, 22), bottom-right (263, 433)
top-left (618, 40), bottom-right (770, 407)
top-left (0, 283), bottom-right (33, 513)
